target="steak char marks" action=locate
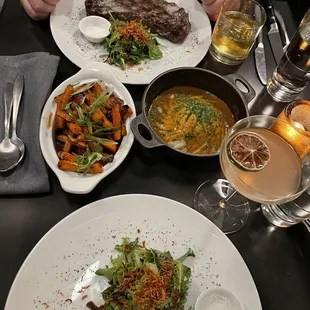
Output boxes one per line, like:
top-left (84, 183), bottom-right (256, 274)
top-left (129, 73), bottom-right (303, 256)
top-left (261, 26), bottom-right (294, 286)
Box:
top-left (85, 0), bottom-right (191, 43)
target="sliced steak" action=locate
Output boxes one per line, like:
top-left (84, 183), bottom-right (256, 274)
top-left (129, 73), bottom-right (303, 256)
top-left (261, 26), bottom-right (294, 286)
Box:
top-left (84, 0), bottom-right (191, 43)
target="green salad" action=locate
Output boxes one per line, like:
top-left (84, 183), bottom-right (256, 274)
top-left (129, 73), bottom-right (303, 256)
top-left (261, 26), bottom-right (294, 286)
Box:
top-left (103, 18), bottom-right (163, 70)
top-left (95, 238), bottom-right (195, 310)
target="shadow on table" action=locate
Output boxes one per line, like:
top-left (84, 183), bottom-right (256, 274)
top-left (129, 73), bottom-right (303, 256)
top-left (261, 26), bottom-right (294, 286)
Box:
top-left (199, 52), bottom-right (242, 76)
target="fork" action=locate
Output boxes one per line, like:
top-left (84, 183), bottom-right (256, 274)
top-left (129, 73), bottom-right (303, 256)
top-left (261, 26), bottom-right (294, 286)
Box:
top-left (303, 219), bottom-right (310, 233)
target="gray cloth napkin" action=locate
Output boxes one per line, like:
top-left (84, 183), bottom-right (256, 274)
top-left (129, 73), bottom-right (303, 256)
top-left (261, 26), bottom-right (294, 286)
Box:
top-left (0, 52), bottom-right (59, 195)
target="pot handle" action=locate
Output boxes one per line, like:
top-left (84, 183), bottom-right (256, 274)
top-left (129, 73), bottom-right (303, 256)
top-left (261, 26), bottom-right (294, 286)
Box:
top-left (130, 114), bottom-right (163, 148)
top-left (226, 74), bottom-right (256, 104)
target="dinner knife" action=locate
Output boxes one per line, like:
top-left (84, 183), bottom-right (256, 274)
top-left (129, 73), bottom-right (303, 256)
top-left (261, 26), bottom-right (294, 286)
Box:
top-left (267, 0), bottom-right (284, 64)
top-left (255, 30), bottom-right (267, 85)
top-left (274, 9), bottom-right (290, 51)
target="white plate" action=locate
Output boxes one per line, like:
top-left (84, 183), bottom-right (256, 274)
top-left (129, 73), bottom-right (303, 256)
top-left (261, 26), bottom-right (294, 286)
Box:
top-left (5, 194), bottom-right (262, 310)
top-left (39, 62), bottom-right (136, 194)
top-left (50, 0), bottom-right (212, 84)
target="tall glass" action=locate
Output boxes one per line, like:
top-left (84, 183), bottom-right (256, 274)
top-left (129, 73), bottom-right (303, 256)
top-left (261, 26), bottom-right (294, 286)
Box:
top-left (209, 0), bottom-right (266, 65)
top-left (194, 115), bottom-right (310, 234)
top-left (261, 101), bottom-right (310, 227)
top-left (267, 8), bottom-right (310, 102)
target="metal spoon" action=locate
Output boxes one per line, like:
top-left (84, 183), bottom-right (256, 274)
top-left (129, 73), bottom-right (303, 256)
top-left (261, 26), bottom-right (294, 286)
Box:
top-left (9, 73), bottom-right (25, 168)
top-left (0, 83), bottom-right (20, 172)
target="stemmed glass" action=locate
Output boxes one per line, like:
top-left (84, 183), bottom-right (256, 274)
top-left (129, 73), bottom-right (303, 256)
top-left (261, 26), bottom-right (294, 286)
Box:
top-left (194, 115), bottom-right (310, 234)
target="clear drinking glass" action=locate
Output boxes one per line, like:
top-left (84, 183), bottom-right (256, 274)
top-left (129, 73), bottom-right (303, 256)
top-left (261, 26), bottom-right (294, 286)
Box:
top-left (261, 101), bottom-right (310, 227)
top-left (267, 8), bottom-right (310, 102)
top-left (209, 0), bottom-right (266, 65)
top-left (194, 115), bottom-right (310, 234)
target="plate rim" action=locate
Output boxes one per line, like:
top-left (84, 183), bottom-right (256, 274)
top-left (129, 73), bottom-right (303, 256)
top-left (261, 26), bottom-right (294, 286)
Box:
top-left (4, 194), bottom-right (262, 310)
top-left (50, 0), bottom-right (212, 85)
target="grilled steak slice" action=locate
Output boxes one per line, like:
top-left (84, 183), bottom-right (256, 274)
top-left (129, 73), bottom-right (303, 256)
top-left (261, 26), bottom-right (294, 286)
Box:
top-left (84, 0), bottom-right (191, 43)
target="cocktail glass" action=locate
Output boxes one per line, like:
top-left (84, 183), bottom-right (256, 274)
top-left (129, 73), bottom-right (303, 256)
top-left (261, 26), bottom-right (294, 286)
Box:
top-left (194, 115), bottom-right (310, 234)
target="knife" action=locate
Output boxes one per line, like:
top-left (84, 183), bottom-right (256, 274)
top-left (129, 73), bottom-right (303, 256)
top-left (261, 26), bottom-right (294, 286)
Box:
top-left (267, 0), bottom-right (284, 64)
top-left (274, 9), bottom-right (290, 51)
top-left (255, 30), bottom-right (267, 85)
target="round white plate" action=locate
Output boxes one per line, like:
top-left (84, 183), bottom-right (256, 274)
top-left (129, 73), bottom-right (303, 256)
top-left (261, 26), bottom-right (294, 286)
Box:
top-left (5, 195), bottom-right (261, 310)
top-left (50, 0), bottom-right (212, 84)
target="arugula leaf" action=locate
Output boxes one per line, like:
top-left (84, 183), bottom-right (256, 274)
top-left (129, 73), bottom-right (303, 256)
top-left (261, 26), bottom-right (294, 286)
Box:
top-left (149, 39), bottom-right (163, 60)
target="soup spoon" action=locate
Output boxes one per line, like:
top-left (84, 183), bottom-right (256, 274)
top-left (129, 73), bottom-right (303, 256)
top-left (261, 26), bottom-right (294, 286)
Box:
top-left (9, 73), bottom-right (25, 168)
top-left (0, 83), bottom-right (20, 172)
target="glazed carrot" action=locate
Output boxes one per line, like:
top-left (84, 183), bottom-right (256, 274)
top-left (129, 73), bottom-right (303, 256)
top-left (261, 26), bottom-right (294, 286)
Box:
top-left (62, 84), bottom-right (73, 104)
top-left (88, 162), bottom-right (103, 174)
top-left (67, 123), bottom-right (82, 135)
top-left (63, 140), bottom-right (72, 153)
top-left (102, 114), bottom-right (113, 128)
top-left (76, 134), bottom-right (85, 142)
top-left (56, 134), bottom-right (68, 143)
top-left (121, 123), bottom-right (127, 137)
top-left (58, 160), bottom-right (103, 174)
top-left (55, 115), bottom-right (65, 129)
top-left (56, 110), bottom-right (74, 122)
top-left (82, 127), bottom-right (98, 152)
top-left (103, 142), bottom-right (117, 154)
top-left (112, 104), bottom-right (121, 140)
top-left (54, 94), bottom-right (63, 104)
top-left (106, 95), bottom-right (124, 109)
top-left (86, 92), bottom-right (95, 104)
top-left (123, 107), bottom-right (133, 120)
top-left (91, 110), bottom-right (105, 123)
top-left (92, 83), bottom-right (103, 95)
top-left (57, 152), bottom-right (77, 162)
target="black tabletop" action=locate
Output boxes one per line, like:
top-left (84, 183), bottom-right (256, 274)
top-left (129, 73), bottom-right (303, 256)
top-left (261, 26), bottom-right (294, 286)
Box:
top-left (1, 1), bottom-right (310, 310)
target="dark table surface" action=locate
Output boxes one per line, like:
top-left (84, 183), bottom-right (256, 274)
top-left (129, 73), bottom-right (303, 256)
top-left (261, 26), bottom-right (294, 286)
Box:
top-left (1, 1), bottom-right (310, 310)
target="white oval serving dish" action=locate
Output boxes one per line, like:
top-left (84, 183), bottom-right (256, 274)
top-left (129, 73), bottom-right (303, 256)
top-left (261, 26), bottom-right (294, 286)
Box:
top-left (39, 62), bottom-right (136, 194)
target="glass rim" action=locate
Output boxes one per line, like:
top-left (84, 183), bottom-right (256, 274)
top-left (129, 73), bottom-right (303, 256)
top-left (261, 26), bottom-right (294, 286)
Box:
top-left (219, 0), bottom-right (267, 29)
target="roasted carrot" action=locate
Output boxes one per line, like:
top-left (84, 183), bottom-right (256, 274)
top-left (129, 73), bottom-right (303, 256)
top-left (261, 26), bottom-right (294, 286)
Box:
top-left (88, 162), bottom-right (103, 174)
top-left (92, 83), bottom-right (103, 96)
top-left (54, 94), bottom-right (63, 104)
top-left (102, 114), bottom-right (113, 128)
top-left (57, 152), bottom-right (77, 162)
top-left (62, 84), bottom-right (73, 104)
top-left (67, 123), bottom-right (82, 135)
top-left (106, 95), bottom-right (124, 109)
top-left (55, 115), bottom-right (65, 129)
top-left (112, 104), bottom-right (121, 140)
top-left (76, 134), bottom-right (85, 142)
top-left (58, 160), bottom-right (103, 174)
top-left (103, 142), bottom-right (117, 154)
top-left (58, 160), bottom-right (78, 172)
top-left (121, 123), bottom-right (127, 137)
top-left (86, 92), bottom-right (95, 104)
top-left (56, 110), bottom-right (74, 122)
top-left (123, 107), bottom-right (133, 120)
top-left (57, 134), bottom-right (68, 143)
top-left (72, 94), bottom-right (84, 105)
top-left (91, 110), bottom-right (105, 123)
top-left (82, 127), bottom-right (98, 152)
top-left (63, 140), bottom-right (72, 153)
